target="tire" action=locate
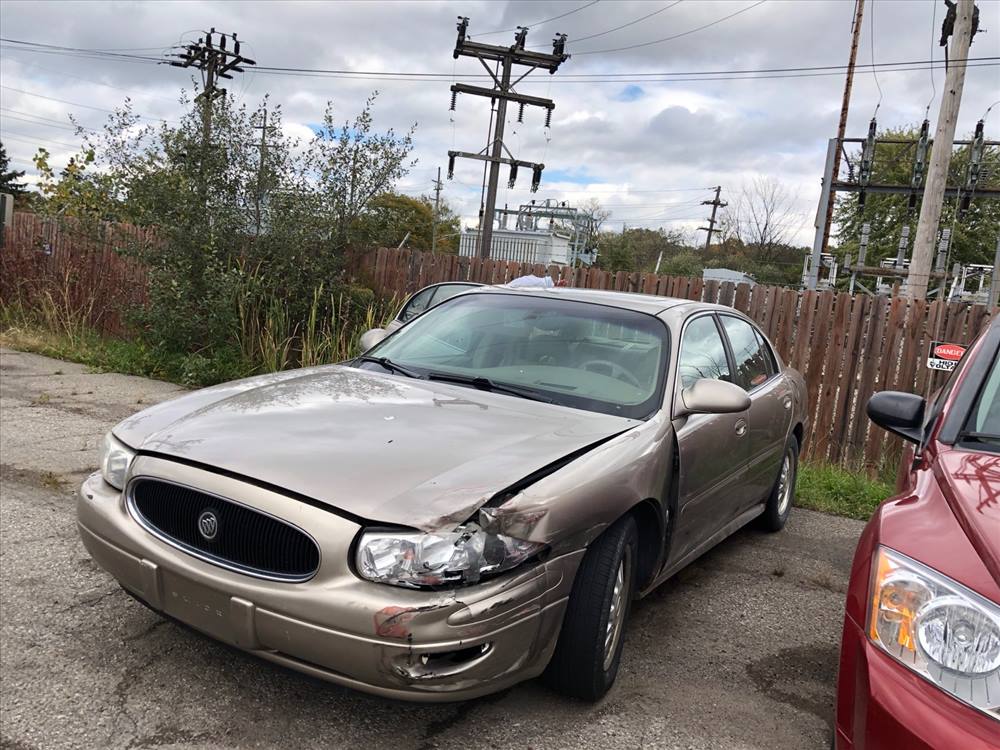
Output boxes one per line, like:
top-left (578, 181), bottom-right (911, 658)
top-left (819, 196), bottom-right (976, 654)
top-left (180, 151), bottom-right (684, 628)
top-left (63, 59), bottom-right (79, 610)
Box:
top-left (759, 437), bottom-right (799, 532)
top-left (543, 515), bottom-right (637, 701)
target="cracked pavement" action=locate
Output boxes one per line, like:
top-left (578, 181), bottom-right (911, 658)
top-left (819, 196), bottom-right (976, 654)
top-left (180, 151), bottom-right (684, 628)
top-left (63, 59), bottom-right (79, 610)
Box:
top-left (0, 347), bottom-right (865, 749)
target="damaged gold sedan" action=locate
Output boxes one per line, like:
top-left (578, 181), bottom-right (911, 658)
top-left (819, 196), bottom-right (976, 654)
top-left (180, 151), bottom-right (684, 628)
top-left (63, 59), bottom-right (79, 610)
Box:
top-left (78, 286), bottom-right (807, 701)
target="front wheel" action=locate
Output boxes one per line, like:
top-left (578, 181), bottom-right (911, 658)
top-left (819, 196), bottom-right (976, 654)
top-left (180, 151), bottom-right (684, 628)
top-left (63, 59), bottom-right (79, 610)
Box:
top-left (543, 515), bottom-right (637, 701)
top-left (759, 437), bottom-right (798, 532)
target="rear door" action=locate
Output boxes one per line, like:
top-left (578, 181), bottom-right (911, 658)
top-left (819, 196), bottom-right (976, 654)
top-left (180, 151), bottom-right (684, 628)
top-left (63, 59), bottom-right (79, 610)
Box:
top-left (718, 315), bottom-right (793, 509)
top-left (671, 314), bottom-right (751, 561)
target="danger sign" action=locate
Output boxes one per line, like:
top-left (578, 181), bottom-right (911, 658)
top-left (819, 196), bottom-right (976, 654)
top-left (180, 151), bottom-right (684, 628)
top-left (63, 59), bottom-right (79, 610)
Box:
top-left (927, 340), bottom-right (967, 371)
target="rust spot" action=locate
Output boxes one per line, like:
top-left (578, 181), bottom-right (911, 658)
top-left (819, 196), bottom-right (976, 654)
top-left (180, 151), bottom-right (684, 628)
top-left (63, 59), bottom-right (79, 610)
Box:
top-left (374, 601), bottom-right (452, 638)
top-left (374, 605), bottom-right (418, 638)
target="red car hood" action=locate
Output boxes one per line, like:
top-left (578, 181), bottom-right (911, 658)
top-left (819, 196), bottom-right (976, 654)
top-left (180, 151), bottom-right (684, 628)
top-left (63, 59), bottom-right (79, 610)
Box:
top-left (933, 447), bottom-right (1000, 589)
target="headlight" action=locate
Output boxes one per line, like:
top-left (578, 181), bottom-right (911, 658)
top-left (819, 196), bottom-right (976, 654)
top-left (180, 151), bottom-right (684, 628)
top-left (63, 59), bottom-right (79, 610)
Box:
top-left (99, 432), bottom-right (136, 490)
top-left (869, 546), bottom-right (1000, 719)
top-left (356, 523), bottom-right (544, 588)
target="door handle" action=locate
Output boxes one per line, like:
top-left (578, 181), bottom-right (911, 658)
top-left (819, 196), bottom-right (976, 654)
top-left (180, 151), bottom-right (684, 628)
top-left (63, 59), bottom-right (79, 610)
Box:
top-left (735, 419), bottom-right (747, 437)
top-left (783, 397), bottom-right (792, 410)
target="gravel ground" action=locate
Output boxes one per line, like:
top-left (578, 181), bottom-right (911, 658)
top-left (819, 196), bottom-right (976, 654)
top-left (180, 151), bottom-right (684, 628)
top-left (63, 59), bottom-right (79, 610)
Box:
top-left (0, 347), bottom-right (864, 749)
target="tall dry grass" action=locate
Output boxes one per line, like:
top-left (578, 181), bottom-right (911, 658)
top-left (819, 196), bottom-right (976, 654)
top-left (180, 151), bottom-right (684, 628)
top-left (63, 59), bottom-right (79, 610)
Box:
top-left (1, 269), bottom-right (97, 348)
top-left (235, 271), bottom-right (399, 375)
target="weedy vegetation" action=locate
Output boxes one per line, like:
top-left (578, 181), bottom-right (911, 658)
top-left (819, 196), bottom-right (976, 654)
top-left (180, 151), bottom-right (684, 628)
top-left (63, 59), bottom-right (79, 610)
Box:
top-left (796, 462), bottom-right (894, 520)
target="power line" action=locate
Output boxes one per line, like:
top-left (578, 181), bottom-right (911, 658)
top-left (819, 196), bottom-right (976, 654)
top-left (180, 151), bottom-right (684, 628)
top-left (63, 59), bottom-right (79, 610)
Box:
top-left (0, 86), bottom-right (181, 124)
top-left (1, 107), bottom-right (98, 129)
top-left (869, 0), bottom-right (883, 116)
top-left (593, 200), bottom-right (706, 208)
top-left (0, 113), bottom-right (92, 132)
top-left (572, 0), bottom-right (769, 55)
top-left (248, 56), bottom-right (995, 79)
top-left (927, 0), bottom-right (938, 113)
top-left (473, 1), bottom-right (601, 36)
top-left (0, 38), bottom-right (167, 62)
top-left (5, 38), bottom-right (992, 80)
top-left (244, 61), bottom-right (997, 86)
top-left (569, 1), bottom-right (684, 45)
top-left (0, 52), bottom-right (181, 103)
top-left (1, 131), bottom-right (83, 150)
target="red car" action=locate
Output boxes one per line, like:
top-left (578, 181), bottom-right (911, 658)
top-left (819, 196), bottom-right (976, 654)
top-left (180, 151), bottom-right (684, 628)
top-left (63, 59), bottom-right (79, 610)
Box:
top-left (835, 315), bottom-right (1000, 748)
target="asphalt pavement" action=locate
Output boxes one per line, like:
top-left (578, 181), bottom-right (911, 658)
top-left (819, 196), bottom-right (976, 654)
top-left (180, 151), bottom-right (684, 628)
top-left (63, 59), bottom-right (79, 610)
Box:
top-left (0, 347), bottom-right (865, 749)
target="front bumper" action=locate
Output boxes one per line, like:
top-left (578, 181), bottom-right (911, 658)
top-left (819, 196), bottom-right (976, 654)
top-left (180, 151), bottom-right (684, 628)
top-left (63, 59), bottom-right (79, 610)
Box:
top-left (77, 457), bottom-right (581, 702)
top-left (835, 614), bottom-right (1000, 749)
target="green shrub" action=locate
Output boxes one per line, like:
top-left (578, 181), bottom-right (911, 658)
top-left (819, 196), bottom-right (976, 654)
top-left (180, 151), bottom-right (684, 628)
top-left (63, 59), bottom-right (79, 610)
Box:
top-left (796, 462), bottom-right (894, 520)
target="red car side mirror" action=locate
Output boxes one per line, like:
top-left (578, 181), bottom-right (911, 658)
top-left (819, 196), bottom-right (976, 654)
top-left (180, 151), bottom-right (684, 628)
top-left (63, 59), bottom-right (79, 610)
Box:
top-left (867, 391), bottom-right (926, 444)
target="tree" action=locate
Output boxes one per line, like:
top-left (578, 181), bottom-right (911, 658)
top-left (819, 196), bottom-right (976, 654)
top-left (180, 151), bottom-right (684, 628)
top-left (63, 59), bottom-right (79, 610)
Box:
top-left (596, 227), bottom-right (689, 273)
top-left (304, 94), bottom-right (416, 251)
top-left (721, 177), bottom-right (799, 264)
top-left (596, 231), bottom-right (636, 272)
top-left (356, 192), bottom-right (460, 252)
top-left (0, 142), bottom-right (26, 195)
top-left (579, 196), bottom-right (611, 234)
top-left (833, 125), bottom-right (1000, 269)
top-left (29, 88), bottom-right (416, 356)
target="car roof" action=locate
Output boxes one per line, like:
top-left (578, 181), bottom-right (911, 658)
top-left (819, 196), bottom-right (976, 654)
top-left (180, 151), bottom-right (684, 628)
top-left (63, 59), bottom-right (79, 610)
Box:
top-left (468, 284), bottom-right (736, 317)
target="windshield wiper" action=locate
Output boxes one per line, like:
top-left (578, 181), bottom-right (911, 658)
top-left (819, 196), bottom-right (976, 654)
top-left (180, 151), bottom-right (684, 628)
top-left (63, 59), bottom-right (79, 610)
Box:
top-left (426, 372), bottom-right (553, 403)
top-left (357, 355), bottom-right (424, 379)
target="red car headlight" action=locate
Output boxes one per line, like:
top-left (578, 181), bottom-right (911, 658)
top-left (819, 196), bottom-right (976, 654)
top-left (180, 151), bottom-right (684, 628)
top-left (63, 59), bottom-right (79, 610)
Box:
top-left (868, 546), bottom-right (1000, 721)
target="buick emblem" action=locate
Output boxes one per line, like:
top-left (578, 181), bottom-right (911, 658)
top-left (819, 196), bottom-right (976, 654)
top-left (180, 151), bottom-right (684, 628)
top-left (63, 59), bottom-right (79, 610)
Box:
top-left (197, 510), bottom-right (219, 541)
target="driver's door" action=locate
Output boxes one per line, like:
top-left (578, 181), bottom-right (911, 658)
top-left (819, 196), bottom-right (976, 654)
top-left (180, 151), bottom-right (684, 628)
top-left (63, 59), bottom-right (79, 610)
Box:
top-left (670, 314), bottom-right (751, 563)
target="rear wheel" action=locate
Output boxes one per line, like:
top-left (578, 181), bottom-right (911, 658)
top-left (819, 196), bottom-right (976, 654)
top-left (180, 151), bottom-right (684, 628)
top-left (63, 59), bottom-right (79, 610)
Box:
top-left (760, 437), bottom-right (798, 532)
top-left (543, 515), bottom-right (637, 701)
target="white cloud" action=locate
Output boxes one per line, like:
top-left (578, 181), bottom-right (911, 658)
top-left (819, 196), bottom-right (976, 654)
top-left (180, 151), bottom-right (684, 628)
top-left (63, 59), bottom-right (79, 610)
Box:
top-left (1, 0), bottom-right (997, 246)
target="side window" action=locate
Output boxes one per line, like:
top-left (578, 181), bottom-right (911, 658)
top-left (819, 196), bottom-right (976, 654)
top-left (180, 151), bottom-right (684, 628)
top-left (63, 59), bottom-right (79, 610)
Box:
top-left (753, 328), bottom-right (778, 375)
top-left (720, 316), bottom-right (771, 391)
top-left (430, 283), bottom-right (476, 306)
top-left (398, 287), bottom-right (436, 323)
top-left (678, 316), bottom-right (731, 390)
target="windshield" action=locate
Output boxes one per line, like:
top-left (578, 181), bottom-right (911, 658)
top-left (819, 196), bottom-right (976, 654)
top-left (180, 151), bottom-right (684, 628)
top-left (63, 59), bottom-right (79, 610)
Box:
top-left (962, 351), bottom-right (1000, 451)
top-left (362, 293), bottom-right (669, 419)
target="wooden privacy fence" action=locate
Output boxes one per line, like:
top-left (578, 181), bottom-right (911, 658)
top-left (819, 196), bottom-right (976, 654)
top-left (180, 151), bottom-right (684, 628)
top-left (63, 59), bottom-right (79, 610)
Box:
top-left (358, 246), bottom-right (996, 474)
top-left (2, 216), bottom-right (993, 475)
top-left (1, 212), bottom-right (151, 336)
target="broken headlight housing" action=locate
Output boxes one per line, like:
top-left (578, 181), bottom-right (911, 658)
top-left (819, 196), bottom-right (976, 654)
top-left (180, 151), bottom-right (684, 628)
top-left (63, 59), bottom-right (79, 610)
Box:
top-left (99, 432), bottom-right (136, 490)
top-left (868, 546), bottom-right (1000, 721)
top-left (356, 523), bottom-right (544, 588)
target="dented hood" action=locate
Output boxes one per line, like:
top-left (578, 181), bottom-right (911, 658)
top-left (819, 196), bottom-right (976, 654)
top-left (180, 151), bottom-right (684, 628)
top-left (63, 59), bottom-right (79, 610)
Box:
top-left (114, 365), bottom-right (637, 530)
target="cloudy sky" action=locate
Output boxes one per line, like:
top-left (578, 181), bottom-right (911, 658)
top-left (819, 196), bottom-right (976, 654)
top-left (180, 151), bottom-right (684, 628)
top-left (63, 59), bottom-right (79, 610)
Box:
top-left (1, 0), bottom-right (998, 245)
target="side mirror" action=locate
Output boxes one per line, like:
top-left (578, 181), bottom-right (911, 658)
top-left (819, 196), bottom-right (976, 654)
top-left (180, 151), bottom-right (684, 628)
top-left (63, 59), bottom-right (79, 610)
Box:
top-left (867, 391), bottom-right (925, 444)
top-left (676, 378), bottom-right (751, 417)
top-left (359, 328), bottom-right (388, 353)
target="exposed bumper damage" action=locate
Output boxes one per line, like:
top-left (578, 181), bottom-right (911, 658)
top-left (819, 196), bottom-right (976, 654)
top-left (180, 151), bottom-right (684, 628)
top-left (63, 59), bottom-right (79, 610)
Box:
top-left (77, 459), bottom-right (584, 701)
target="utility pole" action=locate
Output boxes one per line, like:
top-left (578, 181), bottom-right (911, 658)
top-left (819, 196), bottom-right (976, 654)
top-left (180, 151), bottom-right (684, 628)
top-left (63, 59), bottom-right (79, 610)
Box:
top-left (168, 28), bottom-right (257, 182)
top-left (698, 186), bottom-right (727, 250)
top-left (447, 18), bottom-right (569, 258)
top-left (821, 0), bottom-right (866, 253)
top-left (906, 0), bottom-right (976, 300)
top-left (431, 166), bottom-right (442, 253)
